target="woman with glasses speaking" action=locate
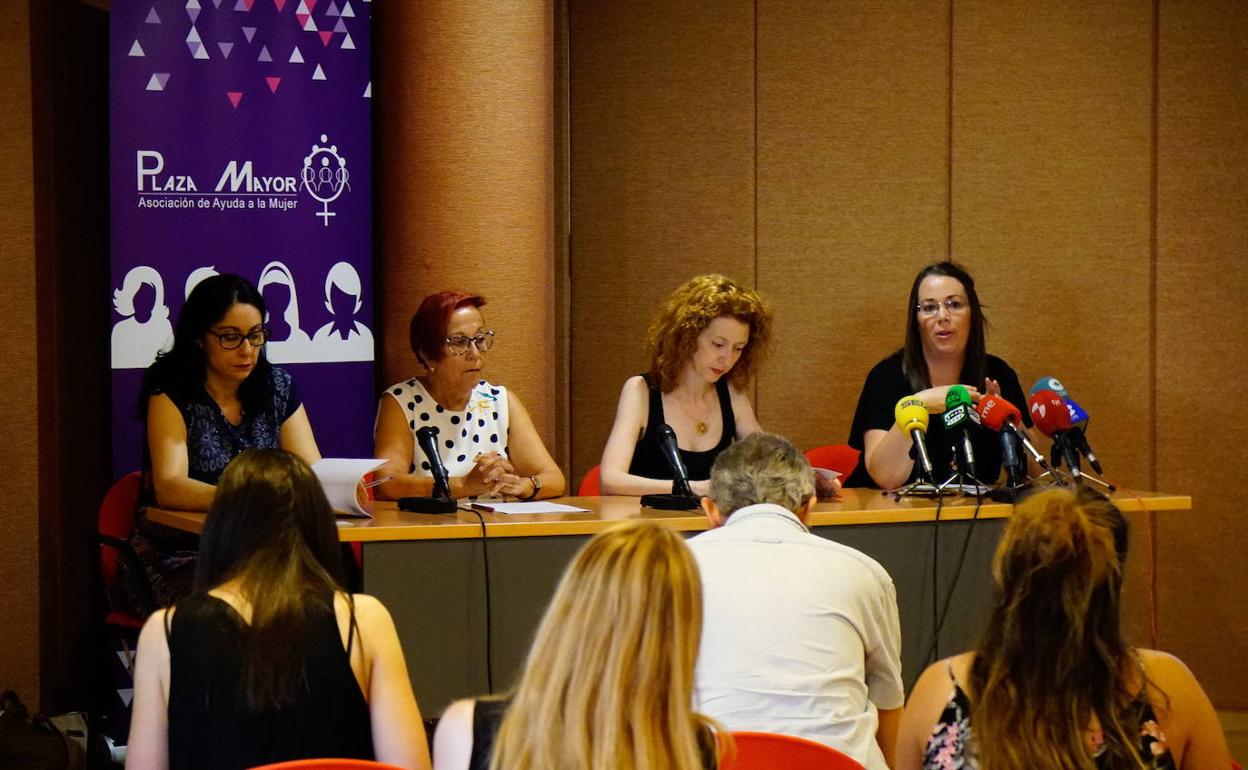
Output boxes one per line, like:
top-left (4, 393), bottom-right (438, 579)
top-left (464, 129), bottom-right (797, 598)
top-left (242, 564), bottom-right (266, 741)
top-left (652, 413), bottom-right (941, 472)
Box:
top-left (130, 273), bottom-right (322, 613)
top-left (373, 292), bottom-right (565, 502)
top-left (846, 261), bottom-right (1030, 489)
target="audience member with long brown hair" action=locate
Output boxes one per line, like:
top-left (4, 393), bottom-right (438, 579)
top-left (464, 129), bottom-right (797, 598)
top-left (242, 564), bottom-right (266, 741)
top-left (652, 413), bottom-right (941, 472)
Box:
top-left (897, 487), bottom-right (1231, 770)
top-left (127, 449), bottom-right (431, 770)
top-left (432, 520), bottom-right (718, 770)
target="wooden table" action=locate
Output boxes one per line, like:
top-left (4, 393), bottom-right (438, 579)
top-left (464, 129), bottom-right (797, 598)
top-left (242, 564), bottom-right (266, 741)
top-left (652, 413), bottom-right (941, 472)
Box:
top-left (148, 488), bottom-right (1189, 714)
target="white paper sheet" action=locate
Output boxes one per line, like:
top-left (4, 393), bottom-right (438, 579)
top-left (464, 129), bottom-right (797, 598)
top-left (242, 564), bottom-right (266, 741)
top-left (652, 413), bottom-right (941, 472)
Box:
top-left (312, 458), bottom-right (387, 518)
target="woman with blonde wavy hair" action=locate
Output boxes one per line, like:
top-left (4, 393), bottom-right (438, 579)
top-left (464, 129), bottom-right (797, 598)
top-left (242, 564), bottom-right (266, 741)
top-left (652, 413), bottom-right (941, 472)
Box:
top-left (897, 487), bottom-right (1231, 770)
top-left (599, 274), bottom-right (781, 497)
top-left (432, 520), bottom-right (718, 770)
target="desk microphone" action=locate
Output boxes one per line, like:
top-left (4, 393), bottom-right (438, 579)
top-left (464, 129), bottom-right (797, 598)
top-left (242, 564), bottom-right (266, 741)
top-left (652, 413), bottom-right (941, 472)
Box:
top-left (398, 425), bottom-right (459, 513)
top-left (942, 385), bottom-right (980, 482)
top-left (895, 397), bottom-right (935, 482)
top-left (1029, 389), bottom-right (1082, 481)
top-left (640, 424), bottom-right (702, 511)
top-left (977, 394), bottom-right (1052, 474)
top-left (1062, 396), bottom-right (1104, 475)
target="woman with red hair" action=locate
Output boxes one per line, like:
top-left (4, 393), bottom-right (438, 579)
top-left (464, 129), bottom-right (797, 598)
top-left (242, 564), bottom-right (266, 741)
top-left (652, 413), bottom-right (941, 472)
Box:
top-left (373, 292), bottom-right (564, 501)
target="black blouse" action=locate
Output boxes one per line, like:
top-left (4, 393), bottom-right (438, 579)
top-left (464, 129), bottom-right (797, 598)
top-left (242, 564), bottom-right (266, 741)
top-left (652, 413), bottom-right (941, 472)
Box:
top-left (627, 373), bottom-right (736, 483)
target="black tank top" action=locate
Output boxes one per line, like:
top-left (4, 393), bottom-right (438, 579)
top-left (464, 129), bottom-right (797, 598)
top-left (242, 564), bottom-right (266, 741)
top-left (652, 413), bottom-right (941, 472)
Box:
top-left (165, 592), bottom-right (374, 770)
top-left (628, 374), bottom-right (736, 483)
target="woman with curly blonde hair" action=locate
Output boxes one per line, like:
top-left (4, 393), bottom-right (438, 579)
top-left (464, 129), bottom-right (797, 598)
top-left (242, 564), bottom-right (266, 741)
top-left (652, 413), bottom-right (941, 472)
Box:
top-left (896, 487), bottom-right (1231, 770)
top-left (431, 520), bottom-right (718, 770)
top-left (599, 274), bottom-right (777, 497)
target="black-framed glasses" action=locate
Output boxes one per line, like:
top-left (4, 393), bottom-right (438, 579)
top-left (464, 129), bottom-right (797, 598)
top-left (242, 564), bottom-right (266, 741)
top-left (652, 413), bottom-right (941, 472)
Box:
top-left (915, 298), bottom-right (968, 317)
top-left (445, 330), bottom-right (495, 355)
top-left (208, 328), bottom-right (269, 350)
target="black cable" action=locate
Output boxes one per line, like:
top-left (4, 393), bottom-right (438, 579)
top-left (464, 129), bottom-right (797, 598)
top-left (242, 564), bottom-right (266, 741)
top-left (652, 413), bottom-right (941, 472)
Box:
top-left (923, 487), bottom-right (984, 667)
top-left (463, 507), bottom-right (494, 693)
top-left (931, 485), bottom-right (943, 661)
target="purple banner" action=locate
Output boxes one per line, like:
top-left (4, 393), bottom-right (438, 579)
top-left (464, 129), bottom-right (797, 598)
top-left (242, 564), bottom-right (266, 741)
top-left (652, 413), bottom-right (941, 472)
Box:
top-left (109, 0), bottom-right (374, 477)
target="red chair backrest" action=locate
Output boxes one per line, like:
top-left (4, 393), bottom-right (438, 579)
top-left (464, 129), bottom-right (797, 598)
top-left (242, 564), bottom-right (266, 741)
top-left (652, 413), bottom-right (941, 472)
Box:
top-left (719, 731), bottom-right (865, 770)
top-left (578, 464), bottom-right (602, 496)
top-left (805, 445), bottom-right (861, 480)
top-left (99, 471), bottom-right (143, 585)
top-left (248, 760), bottom-right (408, 770)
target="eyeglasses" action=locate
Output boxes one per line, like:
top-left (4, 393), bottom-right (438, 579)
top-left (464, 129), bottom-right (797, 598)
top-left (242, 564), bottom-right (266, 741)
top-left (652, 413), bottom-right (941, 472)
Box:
top-left (915, 298), bottom-right (969, 317)
top-left (208, 328), bottom-right (269, 349)
top-left (445, 330), bottom-right (495, 355)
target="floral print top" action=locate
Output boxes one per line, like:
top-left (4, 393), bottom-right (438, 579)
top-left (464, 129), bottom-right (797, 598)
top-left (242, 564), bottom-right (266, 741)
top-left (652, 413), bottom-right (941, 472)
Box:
top-left (922, 663), bottom-right (1177, 770)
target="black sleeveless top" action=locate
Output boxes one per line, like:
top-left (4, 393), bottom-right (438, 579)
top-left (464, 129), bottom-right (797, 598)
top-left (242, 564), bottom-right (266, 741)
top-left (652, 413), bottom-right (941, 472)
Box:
top-left (165, 593), bottom-right (374, 770)
top-left (627, 374), bottom-right (736, 483)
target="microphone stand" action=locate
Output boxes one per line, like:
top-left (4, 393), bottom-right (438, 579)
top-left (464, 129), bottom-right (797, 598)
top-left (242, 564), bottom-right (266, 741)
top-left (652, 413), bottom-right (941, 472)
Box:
top-left (640, 424), bottom-right (703, 510)
top-left (399, 426), bottom-right (460, 513)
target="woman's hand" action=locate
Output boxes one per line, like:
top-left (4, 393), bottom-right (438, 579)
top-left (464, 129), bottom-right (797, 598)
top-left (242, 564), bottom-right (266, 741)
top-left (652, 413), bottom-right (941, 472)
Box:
top-left (913, 384), bottom-right (982, 413)
top-left (690, 479), bottom-right (711, 498)
top-left (464, 452), bottom-right (514, 497)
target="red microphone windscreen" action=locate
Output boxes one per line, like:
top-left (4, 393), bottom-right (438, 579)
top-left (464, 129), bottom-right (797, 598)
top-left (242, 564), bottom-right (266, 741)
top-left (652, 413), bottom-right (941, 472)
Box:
top-left (978, 395), bottom-right (1022, 431)
top-left (1028, 389), bottom-right (1072, 435)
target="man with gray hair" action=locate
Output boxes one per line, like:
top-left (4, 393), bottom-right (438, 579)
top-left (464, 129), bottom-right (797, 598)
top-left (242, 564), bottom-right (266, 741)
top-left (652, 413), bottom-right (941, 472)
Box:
top-left (689, 432), bottom-right (903, 770)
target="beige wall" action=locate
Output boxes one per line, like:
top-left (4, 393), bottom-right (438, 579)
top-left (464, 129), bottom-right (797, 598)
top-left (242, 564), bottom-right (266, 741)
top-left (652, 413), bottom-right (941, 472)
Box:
top-left (0, 1), bottom-right (41, 704)
top-left (568, 0), bottom-right (1247, 706)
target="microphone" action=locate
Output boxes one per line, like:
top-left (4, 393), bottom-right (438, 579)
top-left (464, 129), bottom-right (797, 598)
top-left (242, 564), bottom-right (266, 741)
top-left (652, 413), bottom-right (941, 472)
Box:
top-left (640, 424), bottom-right (701, 511)
top-left (941, 385), bottom-right (980, 482)
top-left (1029, 376), bottom-right (1068, 397)
top-left (977, 394), bottom-right (1053, 473)
top-left (895, 397), bottom-right (935, 482)
top-left (975, 395), bottom-right (1028, 487)
top-left (1028, 389), bottom-right (1082, 480)
top-left (398, 425), bottom-right (459, 513)
top-left (1062, 396), bottom-right (1104, 475)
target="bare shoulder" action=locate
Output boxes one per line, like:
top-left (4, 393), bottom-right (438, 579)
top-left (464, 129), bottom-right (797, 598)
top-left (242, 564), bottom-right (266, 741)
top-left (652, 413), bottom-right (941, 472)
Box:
top-left (1137, 648), bottom-right (1203, 700)
top-left (621, 374), bottom-right (649, 399)
top-left (440, 697), bottom-right (476, 724)
top-left (348, 592), bottom-right (392, 624)
top-left (137, 607), bottom-right (173, 659)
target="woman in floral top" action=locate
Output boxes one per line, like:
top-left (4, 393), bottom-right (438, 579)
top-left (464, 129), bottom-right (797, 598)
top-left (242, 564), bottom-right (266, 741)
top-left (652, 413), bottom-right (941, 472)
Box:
top-left (896, 488), bottom-right (1232, 770)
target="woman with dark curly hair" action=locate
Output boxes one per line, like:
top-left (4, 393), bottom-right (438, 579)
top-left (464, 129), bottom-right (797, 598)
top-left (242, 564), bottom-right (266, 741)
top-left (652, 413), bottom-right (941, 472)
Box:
top-left (599, 274), bottom-right (777, 498)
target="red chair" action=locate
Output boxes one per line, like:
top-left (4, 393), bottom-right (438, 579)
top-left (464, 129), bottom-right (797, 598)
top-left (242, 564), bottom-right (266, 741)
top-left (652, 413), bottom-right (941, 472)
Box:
top-left (805, 444), bottom-right (861, 481)
top-left (98, 471), bottom-right (147, 636)
top-left (249, 760), bottom-right (408, 770)
top-left (719, 731), bottom-right (865, 770)
top-left (578, 464), bottom-right (602, 496)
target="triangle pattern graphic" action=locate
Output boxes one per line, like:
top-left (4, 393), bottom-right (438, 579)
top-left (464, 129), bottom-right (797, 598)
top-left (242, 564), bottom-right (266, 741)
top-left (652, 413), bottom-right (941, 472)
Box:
top-left (218, 41), bottom-right (234, 58)
top-left (187, 0), bottom-right (202, 9)
top-left (299, 14), bottom-right (316, 31)
top-left (234, 0), bottom-right (250, 9)
top-left (194, 43), bottom-right (209, 59)
top-left (333, 18), bottom-right (346, 32)
top-left (155, 72), bottom-right (171, 89)
top-left (341, 1), bottom-right (354, 18)
top-left (227, 91), bottom-right (243, 109)
top-left (129, 40), bottom-right (145, 57)
top-left (341, 32), bottom-right (354, 50)
top-left (146, 74), bottom-right (162, 90)
top-left (116, 650), bottom-right (133, 669)
top-left (242, 26), bottom-right (256, 42)
top-left (274, 0), bottom-right (287, 11)
top-left (117, 688), bottom-right (134, 708)
top-left (186, 26), bottom-right (202, 44)
top-left (212, 0), bottom-right (224, 7)
top-left (187, 7), bottom-right (200, 23)
top-left (289, 45), bottom-right (304, 63)
top-left (145, 6), bottom-right (161, 23)
top-left (326, 1), bottom-right (339, 16)
top-left (312, 63), bottom-right (325, 81)
top-left (307, 0), bottom-right (319, 10)
top-left (258, 45), bottom-right (272, 62)
top-left (318, 30), bottom-right (333, 46)
top-left (362, 81), bottom-right (370, 97)
top-left (295, 0), bottom-right (309, 10)
top-left (266, 76), bottom-right (281, 93)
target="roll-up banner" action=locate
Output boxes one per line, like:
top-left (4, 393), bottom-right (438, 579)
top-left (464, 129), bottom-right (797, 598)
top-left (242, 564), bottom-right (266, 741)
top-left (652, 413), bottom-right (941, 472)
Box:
top-left (109, 0), bottom-right (374, 477)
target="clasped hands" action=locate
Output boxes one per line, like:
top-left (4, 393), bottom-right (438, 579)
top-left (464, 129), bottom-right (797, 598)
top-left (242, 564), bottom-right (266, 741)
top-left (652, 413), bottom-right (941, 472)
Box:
top-left (463, 451), bottom-right (532, 499)
top-left (913, 377), bottom-right (1003, 413)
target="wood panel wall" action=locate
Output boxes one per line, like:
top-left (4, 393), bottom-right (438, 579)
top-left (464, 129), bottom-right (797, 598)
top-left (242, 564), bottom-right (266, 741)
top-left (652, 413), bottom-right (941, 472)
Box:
top-left (0, 0), bottom-right (42, 705)
top-left (567, 0), bottom-right (1248, 706)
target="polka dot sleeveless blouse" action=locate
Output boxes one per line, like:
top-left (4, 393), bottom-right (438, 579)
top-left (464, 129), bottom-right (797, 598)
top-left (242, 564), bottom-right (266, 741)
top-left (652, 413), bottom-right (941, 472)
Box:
top-left (385, 378), bottom-right (510, 477)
